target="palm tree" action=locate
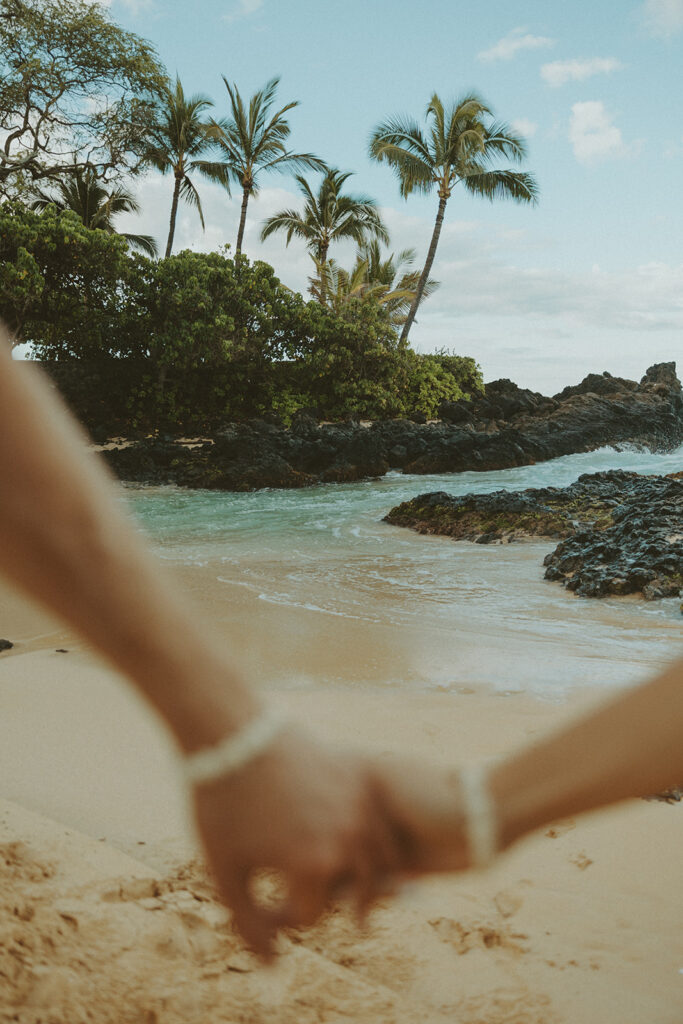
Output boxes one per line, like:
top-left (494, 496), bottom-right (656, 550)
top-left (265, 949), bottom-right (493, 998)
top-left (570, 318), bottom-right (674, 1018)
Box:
top-left (210, 76), bottom-right (326, 254)
top-left (312, 242), bottom-right (439, 327)
top-left (145, 76), bottom-right (230, 258)
top-left (353, 240), bottom-right (439, 326)
top-left (370, 92), bottom-right (539, 345)
top-left (260, 168), bottom-right (389, 302)
top-left (28, 167), bottom-right (158, 256)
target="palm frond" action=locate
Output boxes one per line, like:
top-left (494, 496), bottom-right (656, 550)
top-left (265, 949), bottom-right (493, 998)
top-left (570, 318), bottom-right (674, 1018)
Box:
top-left (480, 120), bottom-right (527, 163)
top-left (462, 168), bottom-right (539, 204)
top-left (122, 232), bottom-right (159, 257)
top-left (179, 175), bottom-right (206, 228)
top-left (261, 209), bottom-right (315, 246)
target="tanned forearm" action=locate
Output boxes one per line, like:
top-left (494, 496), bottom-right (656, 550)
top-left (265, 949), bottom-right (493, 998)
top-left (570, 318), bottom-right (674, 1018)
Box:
top-left (492, 654), bottom-right (683, 849)
top-left (0, 337), bottom-right (260, 751)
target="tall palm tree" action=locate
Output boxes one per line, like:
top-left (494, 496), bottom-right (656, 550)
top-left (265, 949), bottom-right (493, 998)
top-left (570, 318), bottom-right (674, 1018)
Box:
top-left (370, 92), bottom-right (539, 345)
top-left (260, 168), bottom-right (389, 302)
top-left (211, 76), bottom-right (326, 254)
top-left (28, 167), bottom-right (158, 256)
top-left (145, 77), bottom-right (230, 258)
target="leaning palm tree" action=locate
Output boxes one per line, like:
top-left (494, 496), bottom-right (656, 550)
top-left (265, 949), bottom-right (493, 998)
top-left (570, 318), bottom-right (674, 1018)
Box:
top-left (29, 167), bottom-right (158, 256)
top-left (211, 76), bottom-right (326, 254)
top-left (260, 168), bottom-right (389, 302)
top-left (145, 76), bottom-right (230, 257)
top-left (370, 92), bottom-right (539, 345)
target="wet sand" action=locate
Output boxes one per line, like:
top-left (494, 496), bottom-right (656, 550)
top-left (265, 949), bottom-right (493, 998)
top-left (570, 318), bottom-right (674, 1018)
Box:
top-left (1, 570), bottom-right (683, 1023)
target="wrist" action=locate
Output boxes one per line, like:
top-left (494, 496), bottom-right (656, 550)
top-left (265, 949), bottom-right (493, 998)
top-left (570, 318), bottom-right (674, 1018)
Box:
top-left (183, 709), bottom-right (285, 787)
top-left (129, 637), bottom-right (263, 754)
top-left (489, 756), bottom-right (552, 851)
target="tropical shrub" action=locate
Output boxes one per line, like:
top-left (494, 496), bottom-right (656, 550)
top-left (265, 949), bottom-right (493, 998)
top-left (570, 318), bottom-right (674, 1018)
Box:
top-left (0, 201), bottom-right (129, 350)
top-left (3, 207), bottom-right (482, 430)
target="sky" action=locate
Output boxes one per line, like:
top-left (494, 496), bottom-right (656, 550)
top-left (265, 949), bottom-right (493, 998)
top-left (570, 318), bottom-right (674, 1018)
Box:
top-left (106, 0), bottom-right (683, 394)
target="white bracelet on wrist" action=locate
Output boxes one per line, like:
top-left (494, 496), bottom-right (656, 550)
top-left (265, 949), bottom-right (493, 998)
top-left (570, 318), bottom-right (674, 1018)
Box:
top-left (459, 763), bottom-right (499, 868)
top-left (183, 710), bottom-right (285, 787)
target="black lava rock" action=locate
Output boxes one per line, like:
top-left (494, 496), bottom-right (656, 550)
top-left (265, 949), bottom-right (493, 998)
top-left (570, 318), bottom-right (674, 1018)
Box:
top-left (384, 470), bottom-right (683, 608)
top-left (103, 363), bottom-right (683, 493)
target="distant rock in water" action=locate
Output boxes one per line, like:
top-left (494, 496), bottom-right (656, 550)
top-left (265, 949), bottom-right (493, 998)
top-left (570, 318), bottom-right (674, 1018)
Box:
top-left (103, 362), bottom-right (683, 491)
top-left (0, 639), bottom-right (13, 652)
top-left (384, 470), bottom-right (683, 608)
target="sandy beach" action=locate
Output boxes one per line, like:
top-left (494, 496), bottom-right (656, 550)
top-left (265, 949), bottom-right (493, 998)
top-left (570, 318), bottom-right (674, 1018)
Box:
top-left (2, 570), bottom-right (683, 1024)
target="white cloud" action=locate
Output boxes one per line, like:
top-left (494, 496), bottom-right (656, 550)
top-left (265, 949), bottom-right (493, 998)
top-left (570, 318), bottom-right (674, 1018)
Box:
top-left (511, 118), bottom-right (538, 138)
top-left (568, 101), bottom-right (627, 164)
top-left (223, 0), bottom-right (264, 23)
top-left (642, 0), bottom-right (683, 36)
top-left (541, 57), bottom-right (623, 87)
top-left (477, 27), bottom-right (554, 62)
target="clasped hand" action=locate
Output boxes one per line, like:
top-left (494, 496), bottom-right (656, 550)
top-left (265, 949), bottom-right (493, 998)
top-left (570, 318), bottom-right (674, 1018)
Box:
top-left (192, 727), bottom-right (470, 958)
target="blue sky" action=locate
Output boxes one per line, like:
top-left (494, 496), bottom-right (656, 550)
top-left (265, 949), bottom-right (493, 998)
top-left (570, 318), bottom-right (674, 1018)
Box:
top-left (108, 0), bottom-right (683, 392)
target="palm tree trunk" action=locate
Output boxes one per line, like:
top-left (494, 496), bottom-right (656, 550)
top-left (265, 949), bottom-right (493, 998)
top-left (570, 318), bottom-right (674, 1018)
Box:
top-left (317, 241), bottom-right (329, 305)
top-left (399, 193), bottom-right (448, 346)
top-left (235, 187), bottom-right (250, 254)
top-left (165, 175), bottom-right (182, 258)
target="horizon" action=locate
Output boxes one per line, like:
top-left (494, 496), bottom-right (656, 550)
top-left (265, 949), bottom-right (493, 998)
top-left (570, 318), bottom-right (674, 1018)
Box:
top-left (101, 1), bottom-right (681, 392)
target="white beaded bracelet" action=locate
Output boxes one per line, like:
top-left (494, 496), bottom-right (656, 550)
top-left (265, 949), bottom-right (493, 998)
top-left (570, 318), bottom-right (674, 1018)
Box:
top-left (459, 763), bottom-right (499, 868)
top-left (183, 711), bottom-right (285, 787)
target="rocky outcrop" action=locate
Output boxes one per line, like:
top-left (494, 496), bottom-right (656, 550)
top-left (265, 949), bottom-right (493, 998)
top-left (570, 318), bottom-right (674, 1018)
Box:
top-left (104, 363), bottom-right (683, 491)
top-left (384, 470), bottom-right (683, 606)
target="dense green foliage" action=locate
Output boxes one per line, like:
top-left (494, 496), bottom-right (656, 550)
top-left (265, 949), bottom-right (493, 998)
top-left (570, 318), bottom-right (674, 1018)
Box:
top-left (4, 205), bottom-right (482, 432)
top-left (0, 201), bottom-right (129, 344)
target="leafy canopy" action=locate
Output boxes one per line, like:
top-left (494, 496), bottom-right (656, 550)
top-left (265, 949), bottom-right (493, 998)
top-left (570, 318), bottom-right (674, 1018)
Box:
top-left (0, 0), bottom-right (167, 191)
top-left (0, 201), bottom-right (129, 349)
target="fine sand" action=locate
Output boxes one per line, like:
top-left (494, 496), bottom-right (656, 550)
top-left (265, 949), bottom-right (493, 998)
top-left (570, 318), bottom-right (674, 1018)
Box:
top-left (1, 577), bottom-right (683, 1023)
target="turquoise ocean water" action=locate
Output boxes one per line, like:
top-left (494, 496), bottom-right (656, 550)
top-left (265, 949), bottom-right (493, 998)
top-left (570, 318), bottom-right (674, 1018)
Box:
top-left (127, 444), bottom-right (683, 700)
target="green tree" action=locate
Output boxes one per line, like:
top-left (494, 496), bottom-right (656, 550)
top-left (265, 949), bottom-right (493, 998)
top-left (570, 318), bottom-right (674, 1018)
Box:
top-left (0, 0), bottom-right (166, 191)
top-left (370, 92), bottom-right (538, 345)
top-left (261, 168), bottom-right (389, 302)
top-left (0, 202), bottom-right (129, 350)
top-left (28, 166), bottom-right (158, 256)
top-left (211, 76), bottom-right (325, 254)
top-left (145, 77), bottom-right (230, 257)
top-left (121, 248), bottom-right (308, 373)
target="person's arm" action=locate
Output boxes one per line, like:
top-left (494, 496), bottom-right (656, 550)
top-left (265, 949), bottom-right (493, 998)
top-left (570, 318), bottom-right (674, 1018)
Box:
top-left (373, 655), bottom-right (683, 872)
top-left (0, 335), bottom-right (399, 955)
top-left (492, 654), bottom-right (683, 849)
